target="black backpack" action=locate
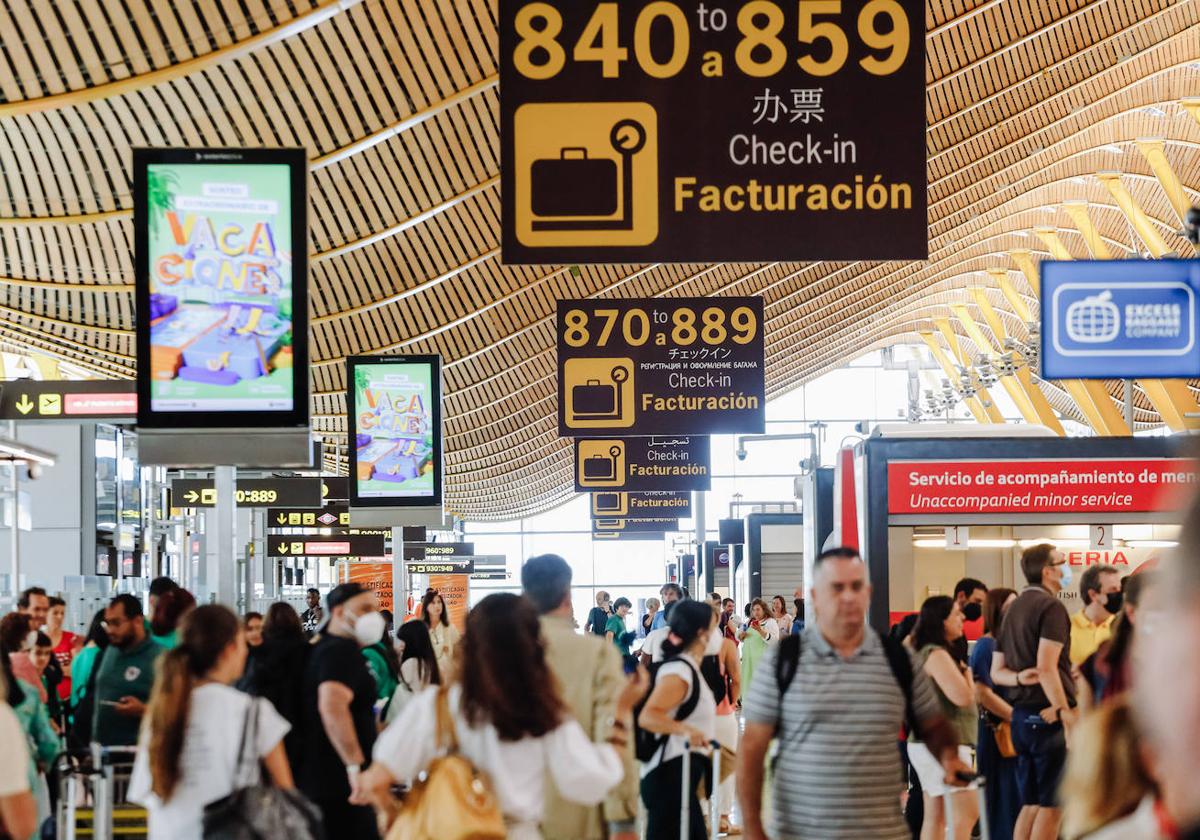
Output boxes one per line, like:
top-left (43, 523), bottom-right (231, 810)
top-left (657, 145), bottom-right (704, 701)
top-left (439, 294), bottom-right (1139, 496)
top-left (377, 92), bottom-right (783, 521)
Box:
top-left (774, 630), bottom-right (919, 736)
top-left (634, 657), bottom-right (701, 762)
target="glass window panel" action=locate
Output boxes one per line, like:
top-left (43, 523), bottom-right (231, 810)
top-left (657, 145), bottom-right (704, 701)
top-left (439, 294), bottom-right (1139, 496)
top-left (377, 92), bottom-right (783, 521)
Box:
top-left (523, 496), bottom-right (589, 531)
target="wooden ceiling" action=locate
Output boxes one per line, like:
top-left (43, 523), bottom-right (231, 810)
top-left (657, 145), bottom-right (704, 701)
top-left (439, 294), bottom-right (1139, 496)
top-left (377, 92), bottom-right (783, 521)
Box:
top-left (0, 0), bottom-right (1197, 518)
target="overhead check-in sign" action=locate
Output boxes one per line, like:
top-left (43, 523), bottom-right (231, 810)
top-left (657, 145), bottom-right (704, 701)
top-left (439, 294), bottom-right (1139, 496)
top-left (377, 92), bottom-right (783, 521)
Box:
top-left (592, 518), bottom-right (678, 540)
top-left (575, 436), bottom-right (711, 492)
top-left (500, 0), bottom-right (925, 263)
top-left (1041, 259), bottom-right (1200, 379)
top-left (0, 381), bottom-right (136, 422)
top-left (558, 298), bottom-right (765, 435)
top-left (268, 534), bottom-right (386, 557)
top-left (171, 477), bottom-right (323, 508)
top-left (590, 491), bottom-right (692, 518)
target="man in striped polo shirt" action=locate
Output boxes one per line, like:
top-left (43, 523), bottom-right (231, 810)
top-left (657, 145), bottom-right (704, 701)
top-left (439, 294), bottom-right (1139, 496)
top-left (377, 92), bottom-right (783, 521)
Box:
top-left (738, 547), bottom-right (969, 840)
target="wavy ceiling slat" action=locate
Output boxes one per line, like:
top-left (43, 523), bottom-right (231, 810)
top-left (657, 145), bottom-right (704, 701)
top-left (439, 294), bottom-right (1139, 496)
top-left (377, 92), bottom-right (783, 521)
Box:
top-left (0, 0), bottom-right (1196, 516)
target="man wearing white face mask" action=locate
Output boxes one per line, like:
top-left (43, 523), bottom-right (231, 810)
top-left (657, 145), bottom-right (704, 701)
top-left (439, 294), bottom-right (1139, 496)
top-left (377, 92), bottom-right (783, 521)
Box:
top-left (300, 583), bottom-right (384, 840)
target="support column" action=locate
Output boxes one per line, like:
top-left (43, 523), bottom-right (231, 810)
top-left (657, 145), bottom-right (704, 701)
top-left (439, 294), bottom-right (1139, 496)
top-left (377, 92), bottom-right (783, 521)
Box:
top-left (693, 490), bottom-right (705, 595)
top-left (212, 466), bottom-right (237, 606)
top-left (392, 526), bottom-right (407, 618)
top-left (8, 421), bottom-right (17, 598)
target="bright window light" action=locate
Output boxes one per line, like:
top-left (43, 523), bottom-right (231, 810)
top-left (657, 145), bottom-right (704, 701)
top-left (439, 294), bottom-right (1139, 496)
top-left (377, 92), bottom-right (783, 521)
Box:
top-left (913, 538), bottom-right (1016, 549)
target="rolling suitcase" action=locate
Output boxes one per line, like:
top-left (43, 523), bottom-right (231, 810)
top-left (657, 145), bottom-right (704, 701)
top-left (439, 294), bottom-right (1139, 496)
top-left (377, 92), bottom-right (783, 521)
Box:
top-left (679, 741), bottom-right (722, 840)
top-left (944, 774), bottom-right (989, 840)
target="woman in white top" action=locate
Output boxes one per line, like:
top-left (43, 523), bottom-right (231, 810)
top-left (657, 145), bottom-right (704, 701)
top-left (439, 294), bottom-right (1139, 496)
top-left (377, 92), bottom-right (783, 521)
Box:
top-left (130, 605), bottom-right (292, 840)
top-left (421, 589), bottom-right (461, 679)
top-left (384, 618), bottom-right (442, 724)
top-left (359, 593), bottom-right (648, 840)
top-left (771, 595), bottom-right (793, 638)
top-left (637, 600), bottom-right (718, 840)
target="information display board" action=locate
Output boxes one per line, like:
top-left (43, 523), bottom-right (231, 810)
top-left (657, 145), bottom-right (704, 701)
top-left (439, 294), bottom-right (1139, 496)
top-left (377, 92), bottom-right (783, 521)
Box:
top-left (0, 381), bottom-right (136, 422)
top-left (407, 557), bottom-right (476, 575)
top-left (268, 534), bottom-right (386, 557)
top-left (134, 148), bottom-right (309, 428)
top-left (1041, 260), bottom-right (1200, 379)
top-left (402, 543), bottom-right (475, 561)
top-left (575, 436), bottom-right (711, 491)
top-left (500, 0), bottom-right (926, 263)
top-left (558, 298), bottom-right (765, 435)
top-left (347, 355), bottom-right (443, 508)
top-left (170, 477), bottom-right (323, 508)
top-left (589, 491), bottom-right (692, 518)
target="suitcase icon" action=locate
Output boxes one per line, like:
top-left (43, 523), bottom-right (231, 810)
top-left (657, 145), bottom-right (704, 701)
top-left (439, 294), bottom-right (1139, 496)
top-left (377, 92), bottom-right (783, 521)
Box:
top-left (568, 363), bottom-right (631, 424)
top-left (594, 492), bottom-right (621, 512)
top-left (573, 379), bottom-right (617, 416)
top-left (583, 454), bottom-right (617, 480)
top-left (531, 118), bottom-right (647, 233)
top-left (532, 149), bottom-right (618, 218)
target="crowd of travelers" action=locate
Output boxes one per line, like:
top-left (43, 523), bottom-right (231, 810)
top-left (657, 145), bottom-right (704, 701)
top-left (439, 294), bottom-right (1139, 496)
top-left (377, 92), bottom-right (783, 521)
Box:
top-left (0, 499), bottom-right (1198, 839)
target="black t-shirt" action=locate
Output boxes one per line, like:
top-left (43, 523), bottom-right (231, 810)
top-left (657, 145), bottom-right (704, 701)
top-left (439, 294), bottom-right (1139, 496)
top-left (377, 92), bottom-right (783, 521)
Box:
top-left (300, 634), bottom-right (377, 800)
top-left (586, 607), bottom-right (609, 636)
top-left (996, 585), bottom-right (1075, 710)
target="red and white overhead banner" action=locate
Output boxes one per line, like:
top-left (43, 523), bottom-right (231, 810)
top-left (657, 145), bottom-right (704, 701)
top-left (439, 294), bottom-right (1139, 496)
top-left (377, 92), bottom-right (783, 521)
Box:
top-left (888, 458), bottom-right (1198, 515)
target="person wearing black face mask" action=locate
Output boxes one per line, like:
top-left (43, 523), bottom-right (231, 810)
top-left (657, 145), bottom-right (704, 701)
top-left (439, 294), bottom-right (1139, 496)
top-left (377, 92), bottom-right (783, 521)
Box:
top-left (1070, 565), bottom-right (1121, 667)
top-left (951, 578), bottom-right (988, 664)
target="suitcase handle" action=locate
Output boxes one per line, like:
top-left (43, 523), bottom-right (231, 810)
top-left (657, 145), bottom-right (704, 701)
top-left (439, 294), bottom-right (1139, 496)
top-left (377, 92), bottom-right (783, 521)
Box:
top-left (561, 147), bottom-right (589, 159)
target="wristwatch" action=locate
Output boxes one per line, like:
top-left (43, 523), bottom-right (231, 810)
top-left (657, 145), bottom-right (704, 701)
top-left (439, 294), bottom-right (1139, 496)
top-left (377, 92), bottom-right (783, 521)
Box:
top-left (346, 763), bottom-right (362, 779)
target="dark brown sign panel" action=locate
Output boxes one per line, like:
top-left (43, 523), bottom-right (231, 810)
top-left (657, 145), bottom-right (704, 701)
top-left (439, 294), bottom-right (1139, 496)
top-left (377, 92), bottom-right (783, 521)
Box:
top-left (592, 518), bottom-right (676, 541)
top-left (0, 381), bottom-right (136, 422)
top-left (268, 534), bottom-right (386, 557)
top-left (171, 477), bottom-right (322, 508)
top-left (500, 0), bottom-right (925, 263)
top-left (589, 491), bottom-right (693, 518)
top-left (575, 436), bottom-right (711, 492)
top-left (558, 298), bottom-right (765, 436)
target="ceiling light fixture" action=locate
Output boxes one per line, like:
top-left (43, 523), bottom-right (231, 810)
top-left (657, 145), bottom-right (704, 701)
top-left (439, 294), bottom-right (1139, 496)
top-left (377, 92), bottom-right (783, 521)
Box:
top-left (0, 439), bottom-right (55, 467)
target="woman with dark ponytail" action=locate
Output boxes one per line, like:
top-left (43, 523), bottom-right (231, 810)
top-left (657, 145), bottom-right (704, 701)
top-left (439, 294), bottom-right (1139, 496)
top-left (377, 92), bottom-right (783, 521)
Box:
top-left (129, 605), bottom-right (294, 840)
top-left (637, 599), bottom-right (718, 839)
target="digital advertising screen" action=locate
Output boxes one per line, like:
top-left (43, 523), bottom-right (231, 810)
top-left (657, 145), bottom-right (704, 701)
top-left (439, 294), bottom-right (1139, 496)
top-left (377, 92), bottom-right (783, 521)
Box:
top-left (347, 355), bottom-right (443, 508)
top-left (134, 148), bottom-right (309, 428)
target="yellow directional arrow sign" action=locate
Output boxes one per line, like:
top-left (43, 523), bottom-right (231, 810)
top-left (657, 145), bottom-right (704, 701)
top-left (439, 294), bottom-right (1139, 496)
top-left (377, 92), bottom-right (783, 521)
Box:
top-left (14, 396), bottom-right (33, 415)
top-left (276, 543), bottom-right (290, 555)
top-left (184, 491), bottom-right (200, 503)
top-left (276, 513), bottom-right (288, 524)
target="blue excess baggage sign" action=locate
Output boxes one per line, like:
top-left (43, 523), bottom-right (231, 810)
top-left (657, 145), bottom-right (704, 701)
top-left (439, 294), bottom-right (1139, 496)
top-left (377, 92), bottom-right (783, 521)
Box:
top-left (1041, 260), bottom-right (1200, 380)
top-left (558, 298), bottom-right (765, 435)
top-left (500, 0), bottom-right (926, 263)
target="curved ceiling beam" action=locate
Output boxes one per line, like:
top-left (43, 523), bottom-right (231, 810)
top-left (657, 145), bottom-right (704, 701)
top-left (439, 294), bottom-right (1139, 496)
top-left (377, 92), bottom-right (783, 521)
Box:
top-left (0, 0), bottom-right (366, 119)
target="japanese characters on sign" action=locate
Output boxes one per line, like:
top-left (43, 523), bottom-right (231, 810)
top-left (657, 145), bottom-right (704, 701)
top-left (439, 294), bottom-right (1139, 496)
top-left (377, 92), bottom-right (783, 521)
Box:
top-left (558, 298), bottom-right (765, 436)
top-left (500, 0), bottom-right (926, 262)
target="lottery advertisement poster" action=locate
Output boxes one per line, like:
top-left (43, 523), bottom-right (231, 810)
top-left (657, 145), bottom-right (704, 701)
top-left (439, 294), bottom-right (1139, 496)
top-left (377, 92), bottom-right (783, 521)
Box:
top-left (136, 149), bottom-right (307, 421)
top-left (348, 356), bottom-right (443, 506)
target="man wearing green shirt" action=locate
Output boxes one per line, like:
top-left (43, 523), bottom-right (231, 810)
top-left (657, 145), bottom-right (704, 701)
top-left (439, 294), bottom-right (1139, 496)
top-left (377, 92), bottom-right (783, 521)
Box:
top-left (93, 594), bottom-right (164, 747)
top-left (605, 598), bottom-right (634, 657)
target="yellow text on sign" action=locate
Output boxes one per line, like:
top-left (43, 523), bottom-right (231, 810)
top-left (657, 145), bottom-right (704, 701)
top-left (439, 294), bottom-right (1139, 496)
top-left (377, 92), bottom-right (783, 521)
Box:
top-left (511, 0), bottom-right (911, 81)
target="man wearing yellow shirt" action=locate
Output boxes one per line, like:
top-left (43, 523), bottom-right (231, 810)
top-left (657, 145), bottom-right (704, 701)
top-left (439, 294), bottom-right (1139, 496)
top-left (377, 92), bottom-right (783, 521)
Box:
top-left (1070, 564), bottom-right (1122, 665)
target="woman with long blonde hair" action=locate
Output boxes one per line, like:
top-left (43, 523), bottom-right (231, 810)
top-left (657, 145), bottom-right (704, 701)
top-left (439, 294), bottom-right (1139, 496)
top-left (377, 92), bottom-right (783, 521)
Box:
top-left (129, 605), bottom-right (294, 840)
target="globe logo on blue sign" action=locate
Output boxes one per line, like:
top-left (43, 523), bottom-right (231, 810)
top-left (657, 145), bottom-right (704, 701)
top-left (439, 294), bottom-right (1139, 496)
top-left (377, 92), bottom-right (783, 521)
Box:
top-left (1041, 260), bottom-right (1200, 380)
top-left (1065, 291), bottom-right (1121, 344)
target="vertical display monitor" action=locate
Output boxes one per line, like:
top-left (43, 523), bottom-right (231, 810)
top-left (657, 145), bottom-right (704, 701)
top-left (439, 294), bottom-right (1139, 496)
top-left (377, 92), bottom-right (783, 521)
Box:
top-left (347, 355), bottom-right (443, 507)
top-left (134, 148), bottom-right (309, 428)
